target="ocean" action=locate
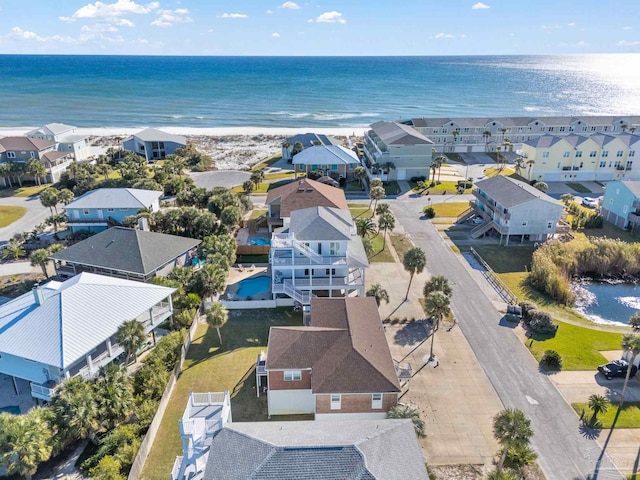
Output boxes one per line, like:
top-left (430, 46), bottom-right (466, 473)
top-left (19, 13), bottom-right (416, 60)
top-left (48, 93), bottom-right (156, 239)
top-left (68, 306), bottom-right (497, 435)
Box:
top-left (0, 54), bottom-right (639, 128)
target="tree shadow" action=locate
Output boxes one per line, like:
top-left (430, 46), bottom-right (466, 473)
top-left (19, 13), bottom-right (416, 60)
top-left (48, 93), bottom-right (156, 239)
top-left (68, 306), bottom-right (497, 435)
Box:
top-left (393, 322), bottom-right (428, 348)
top-left (498, 315), bottom-right (519, 329)
top-left (590, 404), bottom-right (623, 479)
top-left (384, 298), bottom-right (408, 320)
top-left (579, 421), bottom-right (603, 439)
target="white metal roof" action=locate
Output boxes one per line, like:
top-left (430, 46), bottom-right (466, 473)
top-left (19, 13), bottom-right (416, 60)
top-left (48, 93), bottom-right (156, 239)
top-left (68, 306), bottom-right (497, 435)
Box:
top-left (65, 188), bottom-right (163, 210)
top-left (133, 127), bottom-right (186, 144)
top-left (292, 145), bottom-right (360, 166)
top-left (0, 273), bottom-right (175, 369)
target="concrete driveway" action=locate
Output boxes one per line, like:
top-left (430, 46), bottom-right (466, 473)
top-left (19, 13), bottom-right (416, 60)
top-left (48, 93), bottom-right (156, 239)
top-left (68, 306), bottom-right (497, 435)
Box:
top-left (0, 194), bottom-right (50, 245)
top-left (551, 371), bottom-right (640, 405)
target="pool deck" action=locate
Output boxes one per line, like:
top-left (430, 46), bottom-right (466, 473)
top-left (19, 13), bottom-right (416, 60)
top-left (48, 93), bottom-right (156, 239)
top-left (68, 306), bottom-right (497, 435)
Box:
top-left (224, 265), bottom-right (271, 301)
top-left (236, 227), bottom-right (270, 246)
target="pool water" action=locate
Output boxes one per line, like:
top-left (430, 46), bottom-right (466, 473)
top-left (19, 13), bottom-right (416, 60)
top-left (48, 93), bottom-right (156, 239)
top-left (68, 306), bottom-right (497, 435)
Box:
top-left (249, 237), bottom-right (271, 246)
top-left (237, 276), bottom-right (271, 297)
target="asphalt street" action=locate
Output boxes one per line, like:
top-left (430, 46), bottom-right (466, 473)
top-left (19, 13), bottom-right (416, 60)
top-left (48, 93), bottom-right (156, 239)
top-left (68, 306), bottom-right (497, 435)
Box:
top-left (0, 194), bottom-right (50, 246)
top-left (390, 195), bottom-right (623, 480)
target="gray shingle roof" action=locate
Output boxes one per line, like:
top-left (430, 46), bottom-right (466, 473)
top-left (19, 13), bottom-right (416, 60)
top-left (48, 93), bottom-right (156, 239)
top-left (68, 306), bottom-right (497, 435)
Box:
top-left (620, 180), bottom-right (640, 197)
top-left (64, 188), bottom-right (162, 210)
top-left (475, 176), bottom-right (561, 208)
top-left (289, 206), bottom-right (354, 241)
top-left (49, 227), bottom-right (201, 276)
top-left (284, 133), bottom-right (341, 148)
top-left (204, 420), bottom-right (428, 480)
top-left (369, 121), bottom-right (433, 146)
top-left (132, 128), bottom-right (186, 144)
top-left (0, 136), bottom-right (57, 151)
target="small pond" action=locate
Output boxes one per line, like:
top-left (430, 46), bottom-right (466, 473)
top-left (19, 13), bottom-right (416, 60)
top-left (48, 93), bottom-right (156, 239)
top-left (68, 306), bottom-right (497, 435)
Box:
top-left (573, 280), bottom-right (640, 326)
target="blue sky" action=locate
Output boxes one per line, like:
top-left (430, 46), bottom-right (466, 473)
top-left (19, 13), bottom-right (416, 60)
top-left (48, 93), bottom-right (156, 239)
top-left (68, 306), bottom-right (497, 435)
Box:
top-left (0, 0), bottom-right (638, 55)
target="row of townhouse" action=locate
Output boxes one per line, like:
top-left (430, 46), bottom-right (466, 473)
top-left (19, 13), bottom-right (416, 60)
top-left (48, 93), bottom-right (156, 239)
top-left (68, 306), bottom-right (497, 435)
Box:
top-left (406, 115), bottom-right (640, 153)
top-left (520, 133), bottom-right (640, 183)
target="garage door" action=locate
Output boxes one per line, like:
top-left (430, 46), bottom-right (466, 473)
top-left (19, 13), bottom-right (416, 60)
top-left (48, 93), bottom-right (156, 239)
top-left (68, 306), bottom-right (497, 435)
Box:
top-left (268, 389), bottom-right (314, 415)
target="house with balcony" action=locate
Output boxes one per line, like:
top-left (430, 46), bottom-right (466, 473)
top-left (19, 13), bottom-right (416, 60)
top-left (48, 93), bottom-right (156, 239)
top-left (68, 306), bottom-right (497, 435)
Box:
top-left (171, 391), bottom-right (232, 480)
top-left (122, 128), bottom-right (186, 161)
top-left (64, 187), bottom-right (163, 233)
top-left (192, 419), bottom-right (428, 480)
top-left (281, 132), bottom-right (342, 161)
top-left (291, 145), bottom-right (361, 180)
top-left (520, 133), bottom-right (639, 183)
top-left (601, 180), bottom-right (640, 230)
top-left (265, 178), bottom-right (348, 232)
top-left (0, 272), bottom-right (174, 402)
top-left (270, 206), bottom-right (368, 305)
top-left (468, 175), bottom-right (566, 245)
top-left (50, 226), bottom-right (201, 281)
top-left (26, 123), bottom-right (92, 161)
top-left (265, 296), bottom-right (401, 419)
top-left (363, 121), bottom-right (433, 181)
top-left (0, 136), bottom-right (73, 184)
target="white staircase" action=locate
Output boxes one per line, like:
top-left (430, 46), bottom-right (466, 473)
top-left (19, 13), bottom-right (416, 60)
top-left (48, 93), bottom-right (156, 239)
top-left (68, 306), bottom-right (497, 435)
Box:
top-left (291, 239), bottom-right (323, 263)
top-left (456, 207), bottom-right (476, 224)
top-left (281, 279), bottom-right (314, 305)
top-left (470, 221), bottom-right (496, 239)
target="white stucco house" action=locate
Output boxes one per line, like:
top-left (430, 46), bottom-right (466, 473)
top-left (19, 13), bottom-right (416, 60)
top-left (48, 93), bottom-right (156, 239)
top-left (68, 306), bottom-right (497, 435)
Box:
top-left (123, 128), bottom-right (187, 161)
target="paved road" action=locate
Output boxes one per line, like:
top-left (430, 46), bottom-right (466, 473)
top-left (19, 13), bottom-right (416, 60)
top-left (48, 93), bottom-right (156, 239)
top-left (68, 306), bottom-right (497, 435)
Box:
top-left (0, 194), bottom-right (50, 246)
top-left (390, 195), bottom-right (622, 480)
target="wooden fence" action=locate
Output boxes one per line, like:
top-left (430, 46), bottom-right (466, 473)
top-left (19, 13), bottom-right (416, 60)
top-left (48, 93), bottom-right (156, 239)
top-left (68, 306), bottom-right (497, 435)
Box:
top-left (236, 245), bottom-right (270, 256)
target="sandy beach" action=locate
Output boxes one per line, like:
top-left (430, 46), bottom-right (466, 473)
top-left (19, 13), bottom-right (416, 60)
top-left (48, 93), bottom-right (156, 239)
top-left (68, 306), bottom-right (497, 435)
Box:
top-left (0, 126), bottom-right (365, 170)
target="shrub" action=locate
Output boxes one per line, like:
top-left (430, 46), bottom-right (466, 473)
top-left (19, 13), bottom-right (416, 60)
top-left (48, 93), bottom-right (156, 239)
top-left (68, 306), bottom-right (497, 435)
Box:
top-left (134, 398), bottom-right (160, 428)
top-left (147, 330), bottom-right (183, 371)
top-left (89, 456), bottom-right (125, 480)
top-left (529, 310), bottom-right (559, 336)
top-left (422, 206), bottom-right (436, 218)
top-left (307, 169), bottom-right (323, 180)
top-left (519, 302), bottom-right (536, 320)
top-left (133, 356), bottom-right (170, 400)
top-left (80, 424), bottom-right (141, 475)
top-left (504, 443), bottom-right (538, 469)
top-left (457, 180), bottom-right (472, 189)
top-left (540, 350), bottom-right (563, 371)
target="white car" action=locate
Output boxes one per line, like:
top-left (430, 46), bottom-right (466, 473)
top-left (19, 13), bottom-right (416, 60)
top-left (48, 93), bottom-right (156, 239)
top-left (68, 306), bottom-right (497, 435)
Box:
top-left (581, 197), bottom-right (599, 208)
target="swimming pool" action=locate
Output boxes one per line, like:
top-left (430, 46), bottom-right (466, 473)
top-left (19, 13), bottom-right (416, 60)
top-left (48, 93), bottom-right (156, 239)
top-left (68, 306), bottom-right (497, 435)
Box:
top-left (237, 276), bottom-right (271, 297)
top-left (249, 236), bottom-right (271, 246)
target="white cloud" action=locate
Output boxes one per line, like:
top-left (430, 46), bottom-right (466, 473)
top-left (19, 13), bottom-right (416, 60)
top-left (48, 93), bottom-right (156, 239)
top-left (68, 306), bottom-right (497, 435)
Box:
top-left (81, 23), bottom-right (118, 33)
top-left (218, 13), bottom-right (248, 19)
top-left (471, 2), bottom-right (490, 9)
top-left (315, 11), bottom-right (346, 24)
top-left (8, 26), bottom-right (74, 43)
top-left (541, 24), bottom-right (561, 30)
top-left (272, 32), bottom-right (280, 38)
top-left (567, 22), bottom-right (576, 27)
top-left (151, 8), bottom-right (193, 27)
top-left (433, 32), bottom-right (454, 39)
top-left (617, 40), bottom-right (640, 46)
top-left (280, 2), bottom-right (300, 9)
top-left (117, 18), bottom-right (135, 27)
top-left (60, 0), bottom-right (158, 22)
top-left (622, 26), bottom-right (633, 30)
top-left (266, 10), bottom-right (273, 14)
top-left (207, 28), bottom-right (214, 33)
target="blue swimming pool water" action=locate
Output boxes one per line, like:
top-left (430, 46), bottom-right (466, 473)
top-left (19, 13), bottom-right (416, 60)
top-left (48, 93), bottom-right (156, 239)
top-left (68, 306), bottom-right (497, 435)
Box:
top-left (249, 237), bottom-right (271, 246)
top-left (237, 276), bottom-right (271, 297)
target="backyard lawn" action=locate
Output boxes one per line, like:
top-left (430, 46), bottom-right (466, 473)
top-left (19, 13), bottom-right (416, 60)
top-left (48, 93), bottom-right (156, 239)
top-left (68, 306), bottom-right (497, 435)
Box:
top-left (140, 308), bottom-right (301, 480)
top-left (429, 202), bottom-right (469, 218)
top-left (249, 208), bottom-right (267, 220)
top-left (0, 205), bottom-right (27, 228)
top-left (0, 184), bottom-right (50, 198)
top-left (572, 402), bottom-right (640, 429)
top-left (231, 178), bottom-right (296, 194)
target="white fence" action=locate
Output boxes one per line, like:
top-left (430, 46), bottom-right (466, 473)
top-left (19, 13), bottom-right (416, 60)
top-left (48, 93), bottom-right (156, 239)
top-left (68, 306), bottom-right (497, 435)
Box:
top-left (221, 298), bottom-right (295, 310)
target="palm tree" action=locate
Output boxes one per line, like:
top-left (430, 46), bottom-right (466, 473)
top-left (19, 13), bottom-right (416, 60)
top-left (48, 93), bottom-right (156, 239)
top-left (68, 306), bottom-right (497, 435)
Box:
top-left (361, 236), bottom-right (374, 257)
top-left (39, 187), bottom-right (59, 215)
top-left (206, 302), bottom-right (228, 346)
top-left (0, 408), bottom-right (53, 480)
top-left (243, 179), bottom-right (255, 193)
top-left (629, 312), bottom-right (640, 332)
top-left (483, 130), bottom-right (492, 152)
top-left (95, 365), bottom-right (134, 430)
top-left (620, 334), bottom-right (640, 406)
top-left (58, 188), bottom-right (75, 206)
top-left (533, 181), bottom-right (549, 193)
top-left (250, 170), bottom-right (265, 186)
top-left (387, 404), bottom-right (425, 437)
top-left (366, 284), bottom-right (390, 307)
top-left (588, 394), bottom-right (609, 425)
top-left (29, 248), bottom-right (51, 278)
top-left (356, 217), bottom-right (376, 238)
top-left (375, 203), bottom-right (390, 216)
top-left (116, 319), bottom-right (146, 364)
top-left (492, 408), bottom-right (534, 474)
top-left (403, 247), bottom-right (427, 300)
top-left (369, 185), bottom-right (386, 216)
top-left (52, 377), bottom-right (99, 441)
top-left (514, 157), bottom-right (526, 176)
top-left (194, 264), bottom-right (227, 301)
top-left (423, 275), bottom-right (452, 299)
top-left (431, 155), bottom-right (446, 183)
top-left (377, 211), bottom-right (395, 249)
top-left (353, 166), bottom-right (367, 189)
top-left (0, 161), bottom-right (13, 187)
top-left (96, 162), bottom-right (111, 181)
top-left (292, 141), bottom-right (304, 157)
top-left (46, 213), bottom-right (65, 233)
top-left (560, 193), bottom-right (574, 206)
top-left (424, 291), bottom-right (451, 361)
top-left (1, 239), bottom-right (25, 260)
top-left (526, 159), bottom-right (535, 179)
top-left (25, 158), bottom-right (46, 186)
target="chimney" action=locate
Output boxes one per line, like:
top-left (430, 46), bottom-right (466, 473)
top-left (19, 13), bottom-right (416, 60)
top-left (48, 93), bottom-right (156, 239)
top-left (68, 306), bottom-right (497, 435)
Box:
top-left (138, 217), bottom-right (149, 231)
top-left (33, 284), bottom-right (44, 306)
top-left (303, 305), bottom-right (311, 326)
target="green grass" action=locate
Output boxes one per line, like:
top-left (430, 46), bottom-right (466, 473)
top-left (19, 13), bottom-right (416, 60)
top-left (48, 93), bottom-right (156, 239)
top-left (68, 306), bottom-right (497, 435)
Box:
top-left (429, 202), bottom-right (469, 218)
top-left (348, 204), bottom-right (371, 219)
top-left (383, 181), bottom-right (401, 196)
top-left (527, 320), bottom-right (624, 370)
top-left (141, 308), bottom-right (302, 480)
top-left (231, 178), bottom-right (296, 194)
top-left (249, 208), bottom-right (267, 220)
top-left (0, 183), bottom-right (51, 198)
top-left (444, 153), bottom-right (465, 164)
top-left (565, 182), bottom-right (592, 194)
top-left (572, 402), bottom-right (640, 429)
top-left (368, 233), bottom-right (395, 263)
top-left (251, 155), bottom-right (283, 171)
top-left (345, 181), bottom-right (365, 192)
top-left (0, 205), bottom-right (27, 228)
top-left (389, 233), bottom-right (413, 260)
top-left (264, 171), bottom-right (295, 181)
top-left (483, 167), bottom-right (516, 178)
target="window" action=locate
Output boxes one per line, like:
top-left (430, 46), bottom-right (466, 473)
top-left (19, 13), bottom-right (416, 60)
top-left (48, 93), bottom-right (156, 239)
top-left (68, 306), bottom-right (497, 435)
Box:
top-left (617, 150), bottom-right (624, 157)
top-left (591, 126), bottom-right (597, 131)
top-left (325, 268), bottom-right (336, 275)
top-left (521, 221), bottom-right (528, 227)
top-left (284, 370), bottom-right (302, 381)
top-left (7, 151), bottom-right (16, 158)
top-left (626, 161), bottom-right (633, 169)
top-left (582, 126), bottom-right (588, 132)
top-left (590, 151), bottom-right (597, 157)
top-left (630, 151), bottom-right (636, 157)
top-left (623, 205), bottom-right (629, 214)
top-left (330, 394), bottom-right (341, 410)
top-left (547, 222), bottom-right (553, 229)
top-left (330, 242), bottom-right (340, 255)
top-left (349, 164), bottom-right (354, 170)
top-left (30, 151), bottom-right (36, 158)
top-left (563, 151), bottom-right (570, 158)
top-left (579, 162), bottom-right (584, 168)
top-left (604, 126), bottom-right (608, 132)
top-left (83, 209), bottom-right (90, 215)
top-left (575, 151), bottom-right (582, 158)
top-left (463, 128), bottom-right (470, 133)
top-left (304, 269), bottom-right (309, 275)
top-left (331, 164), bottom-right (338, 171)
top-left (372, 393), bottom-right (383, 409)
top-left (107, 208), bottom-right (114, 212)
top-left (542, 152), bottom-right (550, 159)
top-left (615, 161), bottom-right (622, 168)
top-left (548, 127), bottom-right (554, 132)
top-left (442, 128), bottom-right (448, 134)
top-left (559, 126), bottom-right (566, 132)
top-left (602, 150), bottom-right (609, 158)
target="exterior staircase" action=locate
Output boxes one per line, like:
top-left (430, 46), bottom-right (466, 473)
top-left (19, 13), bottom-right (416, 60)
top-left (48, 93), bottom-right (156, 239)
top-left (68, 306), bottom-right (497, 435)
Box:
top-left (281, 279), bottom-right (314, 305)
top-left (470, 221), bottom-right (496, 239)
top-left (291, 238), bottom-right (323, 263)
top-left (456, 207), bottom-right (476, 224)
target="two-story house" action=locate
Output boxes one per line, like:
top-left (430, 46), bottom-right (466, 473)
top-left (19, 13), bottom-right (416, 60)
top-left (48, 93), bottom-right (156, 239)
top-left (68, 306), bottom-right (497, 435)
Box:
top-left (64, 187), bottom-right (163, 233)
top-left (123, 128), bottom-right (186, 161)
top-left (291, 145), bottom-right (360, 180)
top-left (270, 206), bottom-right (368, 305)
top-left (601, 180), bottom-right (640, 230)
top-left (469, 175), bottom-right (567, 245)
top-left (26, 123), bottom-right (92, 161)
top-left (0, 272), bottom-right (174, 402)
top-left (363, 121), bottom-right (433, 181)
top-left (281, 132), bottom-right (341, 161)
top-left (50, 226), bottom-right (201, 281)
top-left (265, 178), bottom-right (348, 232)
top-left (0, 136), bottom-right (73, 184)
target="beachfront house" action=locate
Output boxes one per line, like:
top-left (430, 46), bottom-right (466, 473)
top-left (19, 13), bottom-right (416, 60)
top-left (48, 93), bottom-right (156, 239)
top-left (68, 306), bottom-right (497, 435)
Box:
top-left (0, 136), bottom-right (73, 184)
top-left (0, 272), bottom-right (175, 402)
top-left (50, 226), bottom-right (201, 281)
top-left (266, 297), bottom-right (401, 419)
top-left (26, 123), bottom-right (92, 161)
top-left (270, 206), bottom-right (368, 305)
top-left (469, 175), bottom-right (567, 245)
top-left (64, 187), bottom-right (163, 233)
top-left (122, 128), bottom-right (186, 161)
top-left (291, 145), bottom-right (360, 180)
top-left (171, 392), bottom-right (232, 480)
top-left (601, 180), bottom-right (640, 230)
top-left (281, 132), bottom-right (341, 161)
top-left (407, 115), bottom-right (640, 154)
top-left (265, 178), bottom-right (348, 232)
top-left (363, 121), bottom-right (433, 181)
top-left (520, 133), bottom-right (639, 183)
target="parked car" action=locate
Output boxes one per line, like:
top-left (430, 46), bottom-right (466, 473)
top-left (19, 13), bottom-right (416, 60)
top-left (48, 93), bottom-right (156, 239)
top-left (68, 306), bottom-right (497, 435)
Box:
top-left (582, 197), bottom-right (599, 208)
top-left (597, 359), bottom-right (638, 380)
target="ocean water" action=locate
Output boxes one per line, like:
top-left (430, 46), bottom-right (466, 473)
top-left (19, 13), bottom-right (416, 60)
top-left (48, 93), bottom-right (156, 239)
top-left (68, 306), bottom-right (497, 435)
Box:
top-left (0, 54), bottom-right (639, 128)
